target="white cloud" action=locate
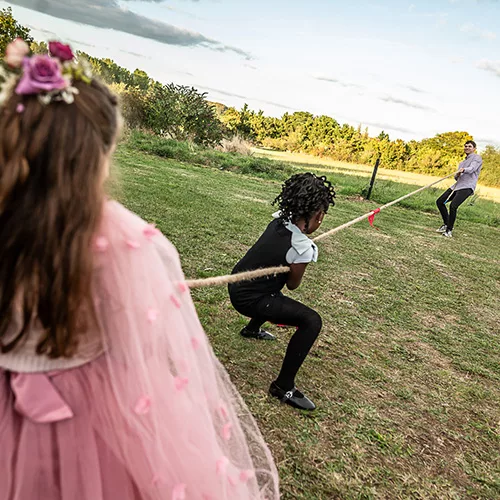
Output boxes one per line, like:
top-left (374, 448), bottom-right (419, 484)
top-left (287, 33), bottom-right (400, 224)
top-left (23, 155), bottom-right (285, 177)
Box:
top-left (379, 95), bottom-right (434, 112)
top-left (399, 84), bottom-right (427, 93)
top-left (313, 74), bottom-right (363, 89)
top-left (477, 59), bottom-right (500, 77)
top-left (431, 12), bottom-right (449, 26)
top-left (460, 23), bottom-right (496, 40)
top-left (406, 4), bottom-right (448, 25)
top-left (7, 0), bottom-right (253, 58)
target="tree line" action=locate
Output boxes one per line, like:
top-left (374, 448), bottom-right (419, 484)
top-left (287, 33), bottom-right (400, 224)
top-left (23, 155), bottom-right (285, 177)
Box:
top-left (218, 105), bottom-right (499, 187)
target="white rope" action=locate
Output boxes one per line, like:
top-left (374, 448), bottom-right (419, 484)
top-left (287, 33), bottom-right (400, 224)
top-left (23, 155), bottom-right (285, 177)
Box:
top-left (186, 266), bottom-right (289, 289)
top-left (313, 171), bottom-right (457, 242)
top-left (184, 171), bottom-right (458, 288)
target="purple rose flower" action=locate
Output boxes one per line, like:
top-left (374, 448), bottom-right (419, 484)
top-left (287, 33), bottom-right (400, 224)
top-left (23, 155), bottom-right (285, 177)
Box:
top-left (48, 41), bottom-right (74, 62)
top-left (15, 55), bottom-right (68, 96)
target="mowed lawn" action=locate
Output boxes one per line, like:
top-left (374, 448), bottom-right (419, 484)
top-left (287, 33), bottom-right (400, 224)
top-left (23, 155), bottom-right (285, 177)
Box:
top-left (114, 144), bottom-right (500, 500)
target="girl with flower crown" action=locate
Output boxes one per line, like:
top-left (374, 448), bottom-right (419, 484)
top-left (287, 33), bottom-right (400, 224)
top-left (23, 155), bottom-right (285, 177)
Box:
top-left (0, 39), bottom-right (279, 500)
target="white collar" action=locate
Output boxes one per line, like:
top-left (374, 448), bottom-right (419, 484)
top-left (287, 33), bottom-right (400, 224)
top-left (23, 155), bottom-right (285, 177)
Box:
top-left (272, 211), bottom-right (317, 257)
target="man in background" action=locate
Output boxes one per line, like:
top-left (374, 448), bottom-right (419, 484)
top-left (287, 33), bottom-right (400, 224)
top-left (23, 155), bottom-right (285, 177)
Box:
top-left (436, 140), bottom-right (482, 238)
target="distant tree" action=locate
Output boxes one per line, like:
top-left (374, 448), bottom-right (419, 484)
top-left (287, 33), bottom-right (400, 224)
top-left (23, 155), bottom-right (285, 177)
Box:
top-left (132, 69), bottom-right (150, 91)
top-left (220, 107), bottom-right (243, 133)
top-left (238, 103), bottom-right (255, 138)
top-left (208, 101), bottom-right (227, 117)
top-left (408, 131), bottom-right (473, 175)
top-left (110, 82), bottom-right (147, 129)
top-left (425, 131), bottom-right (472, 163)
top-left (480, 144), bottom-right (500, 187)
top-left (377, 130), bottom-right (390, 142)
top-left (380, 138), bottom-right (410, 170)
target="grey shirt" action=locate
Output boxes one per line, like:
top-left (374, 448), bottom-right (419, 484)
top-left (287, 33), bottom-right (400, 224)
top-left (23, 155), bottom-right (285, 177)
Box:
top-left (452, 152), bottom-right (482, 192)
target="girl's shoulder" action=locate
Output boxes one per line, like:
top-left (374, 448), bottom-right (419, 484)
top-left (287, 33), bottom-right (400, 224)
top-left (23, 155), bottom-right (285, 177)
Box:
top-left (283, 221), bottom-right (318, 263)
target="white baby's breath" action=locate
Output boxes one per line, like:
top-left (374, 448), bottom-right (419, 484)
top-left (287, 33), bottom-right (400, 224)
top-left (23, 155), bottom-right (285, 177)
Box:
top-left (37, 86), bottom-right (80, 106)
top-left (0, 73), bottom-right (18, 107)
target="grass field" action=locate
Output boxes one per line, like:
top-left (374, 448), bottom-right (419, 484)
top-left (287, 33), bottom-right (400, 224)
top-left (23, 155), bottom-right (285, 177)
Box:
top-left (114, 141), bottom-right (500, 499)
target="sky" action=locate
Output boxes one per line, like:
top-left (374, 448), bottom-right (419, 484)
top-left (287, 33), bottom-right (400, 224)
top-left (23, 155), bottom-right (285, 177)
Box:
top-left (2, 0), bottom-right (499, 148)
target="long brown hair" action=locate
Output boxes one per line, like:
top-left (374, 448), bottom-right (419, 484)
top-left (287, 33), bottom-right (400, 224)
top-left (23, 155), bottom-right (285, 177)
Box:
top-left (0, 79), bottom-right (118, 358)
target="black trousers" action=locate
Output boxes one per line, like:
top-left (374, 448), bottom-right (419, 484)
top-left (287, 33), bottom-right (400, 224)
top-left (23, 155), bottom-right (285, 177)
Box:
top-left (436, 188), bottom-right (473, 231)
top-left (230, 292), bottom-right (322, 392)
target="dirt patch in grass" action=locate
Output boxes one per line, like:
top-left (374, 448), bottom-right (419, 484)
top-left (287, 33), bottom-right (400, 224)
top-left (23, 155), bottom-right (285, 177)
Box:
top-left (233, 193), bottom-right (268, 204)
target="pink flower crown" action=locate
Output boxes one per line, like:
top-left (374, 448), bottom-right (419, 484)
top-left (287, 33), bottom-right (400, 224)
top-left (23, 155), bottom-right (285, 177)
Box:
top-left (0, 39), bottom-right (92, 108)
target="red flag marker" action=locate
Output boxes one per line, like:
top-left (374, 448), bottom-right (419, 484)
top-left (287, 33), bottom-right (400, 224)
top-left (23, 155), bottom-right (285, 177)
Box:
top-left (368, 208), bottom-right (381, 229)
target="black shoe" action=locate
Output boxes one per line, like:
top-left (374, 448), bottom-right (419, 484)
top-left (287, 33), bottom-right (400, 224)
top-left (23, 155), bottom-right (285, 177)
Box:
top-left (240, 327), bottom-right (276, 340)
top-left (268, 381), bottom-right (316, 411)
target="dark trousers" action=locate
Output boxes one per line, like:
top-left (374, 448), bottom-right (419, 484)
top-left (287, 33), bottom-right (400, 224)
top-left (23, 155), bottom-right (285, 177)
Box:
top-left (231, 292), bottom-right (322, 391)
top-left (436, 188), bottom-right (473, 231)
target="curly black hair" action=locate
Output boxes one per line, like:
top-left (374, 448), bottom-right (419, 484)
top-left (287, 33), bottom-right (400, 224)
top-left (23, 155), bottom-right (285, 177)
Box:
top-left (273, 173), bottom-right (336, 230)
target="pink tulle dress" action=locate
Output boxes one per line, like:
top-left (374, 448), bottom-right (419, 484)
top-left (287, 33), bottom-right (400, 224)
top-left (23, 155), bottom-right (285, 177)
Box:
top-left (0, 201), bottom-right (279, 500)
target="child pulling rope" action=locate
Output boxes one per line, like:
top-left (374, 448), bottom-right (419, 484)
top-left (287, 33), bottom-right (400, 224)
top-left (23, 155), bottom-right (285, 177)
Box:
top-left (186, 170), bottom-right (458, 289)
top-left (188, 170), bottom-right (459, 412)
top-left (227, 173), bottom-right (335, 410)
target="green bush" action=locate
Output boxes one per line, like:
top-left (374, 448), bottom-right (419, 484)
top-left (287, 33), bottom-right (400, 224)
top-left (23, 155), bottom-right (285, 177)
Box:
top-left (76, 52), bottom-right (224, 147)
top-left (128, 131), bottom-right (293, 180)
top-left (144, 83), bottom-right (225, 146)
top-left (110, 83), bottom-right (147, 129)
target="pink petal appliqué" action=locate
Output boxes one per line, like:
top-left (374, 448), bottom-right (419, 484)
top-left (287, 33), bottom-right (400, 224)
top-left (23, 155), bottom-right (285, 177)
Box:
top-left (143, 224), bottom-right (160, 239)
top-left (177, 358), bottom-right (191, 375)
top-left (227, 475), bottom-right (238, 487)
top-left (177, 282), bottom-right (188, 293)
top-left (152, 475), bottom-right (164, 485)
top-left (216, 456), bottom-right (229, 476)
top-left (134, 395), bottom-right (151, 415)
top-left (222, 422), bottom-right (232, 441)
top-left (126, 239), bottom-right (140, 249)
top-left (170, 294), bottom-right (181, 309)
top-left (94, 236), bottom-right (109, 252)
top-left (147, 308), bottom-right (159, 324)
top-left (171, 483), bottom-right (186, 500)
top-left (219, 404), bottom-right (229, 421)
top-left (174, 377), bottom-right (189, 391)
top-left (239, 470), bottom-right (255, 483)
top-left (191, 337), bottom-right (201, 350)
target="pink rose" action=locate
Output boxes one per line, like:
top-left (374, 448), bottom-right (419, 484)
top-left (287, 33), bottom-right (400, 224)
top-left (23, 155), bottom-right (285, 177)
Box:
top-left (4, 38), bottom-right (30, 68)
top-left (48, 41), bottom-right (74, 62)
top-left (15, 55), bottom-right (68, 96)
